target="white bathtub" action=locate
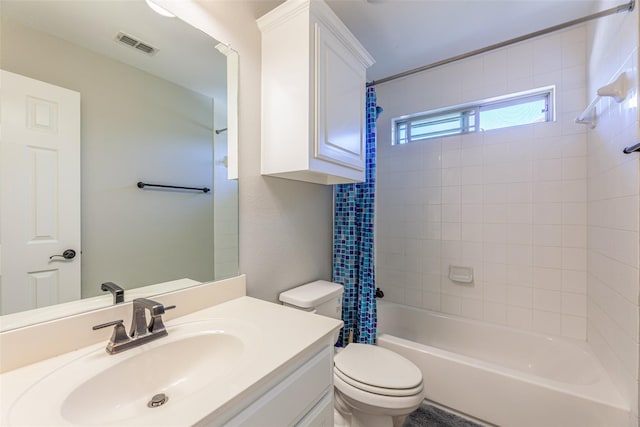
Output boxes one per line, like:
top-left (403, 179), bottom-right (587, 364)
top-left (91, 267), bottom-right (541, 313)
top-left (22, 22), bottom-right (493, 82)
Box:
top-left (376, 300), bottom-right (629, 427)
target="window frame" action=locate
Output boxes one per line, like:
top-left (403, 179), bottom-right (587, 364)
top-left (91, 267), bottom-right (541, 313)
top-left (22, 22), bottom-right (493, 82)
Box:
top-left (392, 86), bottom-right (555, 145)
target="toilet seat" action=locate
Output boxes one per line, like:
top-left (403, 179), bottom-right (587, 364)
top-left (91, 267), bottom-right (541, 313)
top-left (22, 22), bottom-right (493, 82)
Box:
top-left (334, 367), bottom-right (424, 397)
top-left (334, 344), bottom-right (423, 394)
top-left (333, 372), bottom-right (424, 414)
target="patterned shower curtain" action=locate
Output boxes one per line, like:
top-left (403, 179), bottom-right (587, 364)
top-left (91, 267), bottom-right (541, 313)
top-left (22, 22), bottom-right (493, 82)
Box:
top-left (333, 87), bottom-right (378, 346)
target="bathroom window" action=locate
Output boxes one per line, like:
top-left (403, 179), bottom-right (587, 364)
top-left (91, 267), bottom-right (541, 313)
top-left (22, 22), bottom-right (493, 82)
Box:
top-left (392, 86), bottom-right (554, 145)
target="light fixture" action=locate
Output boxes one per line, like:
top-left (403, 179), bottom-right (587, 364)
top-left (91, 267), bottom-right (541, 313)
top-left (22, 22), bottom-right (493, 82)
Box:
top-left (144, 0), bottom-right (175, 18)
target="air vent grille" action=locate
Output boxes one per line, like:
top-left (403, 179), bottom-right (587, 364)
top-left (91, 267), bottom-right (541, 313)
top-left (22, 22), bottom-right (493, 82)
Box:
top-left (115, 32), bottom-right (158, 56)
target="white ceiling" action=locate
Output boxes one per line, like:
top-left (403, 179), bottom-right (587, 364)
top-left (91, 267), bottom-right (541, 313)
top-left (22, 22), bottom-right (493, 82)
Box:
top-left (4, 0), bottom-right (616, 94)
top-left (2, 0), bottom-right (227, 100)
top-left (253, 0), bottom-right (610, 82)
top-left (324, 0), bottom-right (605, 82)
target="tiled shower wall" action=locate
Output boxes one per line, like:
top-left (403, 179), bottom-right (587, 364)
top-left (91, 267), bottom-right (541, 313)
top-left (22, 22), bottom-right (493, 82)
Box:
top-left (586, 2), bottom-right (639, 420)
top-left (375, 26), bottom-right (589, 339)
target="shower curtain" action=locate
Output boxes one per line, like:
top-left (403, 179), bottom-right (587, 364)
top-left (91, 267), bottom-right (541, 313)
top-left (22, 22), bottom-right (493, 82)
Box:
top-left (333, 87), bottom-right (378, 346)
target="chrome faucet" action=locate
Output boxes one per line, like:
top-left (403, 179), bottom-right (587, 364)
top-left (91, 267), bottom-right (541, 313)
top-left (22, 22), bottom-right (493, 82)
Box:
top-left (101, 282), bottom-right (124, 304)
top-left (130, 298), bottom-right (171, 338)
top-left (92, 298), bottom-right (176, 355)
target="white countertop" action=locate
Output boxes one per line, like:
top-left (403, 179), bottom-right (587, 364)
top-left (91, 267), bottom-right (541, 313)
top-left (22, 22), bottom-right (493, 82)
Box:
top-left (0, 296), bottom-right (343, 426)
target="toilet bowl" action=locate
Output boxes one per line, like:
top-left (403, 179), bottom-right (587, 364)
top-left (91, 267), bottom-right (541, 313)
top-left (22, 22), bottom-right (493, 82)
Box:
top-left (333, 343), bottom-right (423, 427)
top-left (279, 281), bottom-right (424, 427)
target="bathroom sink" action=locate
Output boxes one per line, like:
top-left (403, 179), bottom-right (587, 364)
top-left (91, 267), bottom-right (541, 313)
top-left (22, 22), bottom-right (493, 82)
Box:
top-left (6, 318), bottom-right (260, 426)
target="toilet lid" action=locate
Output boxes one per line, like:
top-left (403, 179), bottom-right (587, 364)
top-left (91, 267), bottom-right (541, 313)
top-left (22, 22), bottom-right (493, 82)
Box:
top-left (334, 369), bottom-right (424, 397)
top-left (334, 344), bottom-right (422, 390)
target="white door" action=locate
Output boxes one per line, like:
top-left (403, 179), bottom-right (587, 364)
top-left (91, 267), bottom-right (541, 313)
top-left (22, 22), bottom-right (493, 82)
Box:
top-left (0, 70), bottom-right (81, 315)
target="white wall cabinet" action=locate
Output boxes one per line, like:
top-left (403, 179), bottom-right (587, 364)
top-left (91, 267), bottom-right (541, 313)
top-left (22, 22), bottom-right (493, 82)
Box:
top-left (258, 0), bottom-right (374, 185)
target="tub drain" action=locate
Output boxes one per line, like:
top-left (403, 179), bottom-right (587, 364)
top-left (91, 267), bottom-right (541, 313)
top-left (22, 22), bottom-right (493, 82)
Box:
top-left (148, 393), bottom-right (169, 408)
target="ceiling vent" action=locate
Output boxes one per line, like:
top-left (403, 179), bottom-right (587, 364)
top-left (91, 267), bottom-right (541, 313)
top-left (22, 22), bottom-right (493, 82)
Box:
top-left (115, 32), bottom-right (158, 56)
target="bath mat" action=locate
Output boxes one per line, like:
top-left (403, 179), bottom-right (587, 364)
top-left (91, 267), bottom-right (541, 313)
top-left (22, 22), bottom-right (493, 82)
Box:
top-left (403, 403), bottom-right (482, 427)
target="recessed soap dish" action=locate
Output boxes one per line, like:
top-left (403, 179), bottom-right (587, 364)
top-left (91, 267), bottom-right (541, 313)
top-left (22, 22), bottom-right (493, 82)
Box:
top-left (449, 265), bottom-right (473, 284)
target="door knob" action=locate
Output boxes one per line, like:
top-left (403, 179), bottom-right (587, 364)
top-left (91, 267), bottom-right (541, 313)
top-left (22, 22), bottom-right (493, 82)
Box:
top-left (49, 249), bottom-right (76, 260)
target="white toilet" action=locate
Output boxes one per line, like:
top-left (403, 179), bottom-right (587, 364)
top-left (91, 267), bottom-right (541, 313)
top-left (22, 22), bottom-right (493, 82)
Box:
top-left (279, 281), bottom-right (424, 427)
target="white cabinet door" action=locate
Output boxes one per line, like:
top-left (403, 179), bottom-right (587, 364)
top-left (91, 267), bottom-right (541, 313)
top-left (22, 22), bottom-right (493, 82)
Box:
top-left (0, 70), bottom-right (81, 315)
top-left (221, 348), bottom-right (332, 427)
top-left (258, 0), bottom-right (373, 185)
top-left (314, 22), bottom-right (366, 172)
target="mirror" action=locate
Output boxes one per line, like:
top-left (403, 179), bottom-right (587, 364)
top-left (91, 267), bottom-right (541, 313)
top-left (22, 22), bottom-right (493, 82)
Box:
top-left (0, 0), bottom-right (238, 330)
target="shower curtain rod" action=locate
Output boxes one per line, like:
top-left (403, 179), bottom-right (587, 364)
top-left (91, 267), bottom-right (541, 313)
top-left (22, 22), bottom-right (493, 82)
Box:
top-left (366, 0), bottom-right (635, 87)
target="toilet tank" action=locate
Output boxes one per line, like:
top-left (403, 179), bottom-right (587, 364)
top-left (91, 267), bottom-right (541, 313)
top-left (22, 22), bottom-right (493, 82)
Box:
top-left (279, 280), bottom-right (343, 320)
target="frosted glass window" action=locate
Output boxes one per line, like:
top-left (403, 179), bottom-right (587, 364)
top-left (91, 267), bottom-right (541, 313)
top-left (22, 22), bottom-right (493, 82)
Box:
top-left (392, 87), bottom-right (553, 145)
top-left (479, 95), bottom-right (549, 131)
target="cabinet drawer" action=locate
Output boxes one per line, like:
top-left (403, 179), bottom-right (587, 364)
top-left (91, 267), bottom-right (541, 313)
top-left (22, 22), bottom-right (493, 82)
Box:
top-left (224, 348), bottom-right (333, 427)
top-left (295, 391), bottom-right (334, 427)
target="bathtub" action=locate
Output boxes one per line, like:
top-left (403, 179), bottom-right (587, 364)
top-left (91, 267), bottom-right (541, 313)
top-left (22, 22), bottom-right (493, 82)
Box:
top-left (376, 300), bottom-right (629, 427)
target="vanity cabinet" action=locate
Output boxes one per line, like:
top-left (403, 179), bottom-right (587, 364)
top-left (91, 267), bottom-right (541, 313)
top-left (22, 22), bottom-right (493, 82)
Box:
top-left (220, 346), bottom-right (334, 426)
top-left (258, 0), bottom-right (374, 185)
top-left (205, 340), bottom-right (335, 427)
top-left (0, 291), bottom-right (342, 427)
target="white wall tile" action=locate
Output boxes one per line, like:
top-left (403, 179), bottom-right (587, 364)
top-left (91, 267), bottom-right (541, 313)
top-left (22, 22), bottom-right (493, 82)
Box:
top-left (484, 302), bottom-right (508, 325)
top-left (461, 185), bottom-right (484, 204)
top-left (533, 288), bottom-right (562, 312)
top-left (461, 223), bottom-right (483, 242)
top-left (483, 204), bottom-right (508, 223)
top-left (462, 147), bottom-right (484, 166)
top-left (507, 182), bottom-right (533, 204)
top-left (533, 310), bottom-right (562, 335)
top-left (534, 246), bottom-right (563, 269)
top-left (562, 157), bottom-right (587, 180)
top-left (442, 222), bottom-right (461, 241)
top-left (534, 181), bottom-right (564, 203)
top-left (442, 186), bottom-right (461, 204)
top-left (485, 282), bottom-right (508, 304)
top-left (562, 225), bottom-right (587, 248)
top-left (533, 267), bottom-right (562, 291)
top-left (508, 306), bottom-right (533, 330)
top-left (375, 24), bottom-right (591, 344)
top-left (562, 292), bottom-right (587, 317)
top-left (562, 314), bottom-right (587, 340)
top-left (422, 291), bottom-right (441, 311)
top-left (508, 223), bottom-right (533, 245)
top-left (507, 246), bottom-right (533, 267)
top-left (533, 35), bottom-right (563, 74)
top-left (441, 294), bottom-right (462, 315)
top-left (535, 158), bottom-right (562, 181)
top-left (442, 204), bottom-right (461, 222)
top-left (562, 202), bottom-right (587, 225)
top-left (562, 134), bottom-right (588, 157)
top-left (442, 149), bottom-right (461, 168)
top-left (508, 204), bottom-right (533, 224)
top-left (562, 269), bottom-right (587, 294)
top-left (585, 6), bottom-right (639, 417)
top-left (534, 203), bottom-right (562, 224)
top-left (533, 224), bottom-right (563, 247)
top-left (461, 298), bottom-right (484, 320)
top-left (508, 285), bottom-right (533, 308)
top-left (442, 167), bottom-right (461, 186)
top-left (461, 205), bottom-right (483, 223)
top-left (563, 247), bottom-right (587, 271)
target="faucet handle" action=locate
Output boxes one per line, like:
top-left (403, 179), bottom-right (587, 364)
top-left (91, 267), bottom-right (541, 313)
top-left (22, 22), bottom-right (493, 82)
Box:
top-left (92, 319), bottom-right (124, 330)
top-left (93, 320), bottom-right (131, 353)
top-left (148, 304), bottom-right (176, 334)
